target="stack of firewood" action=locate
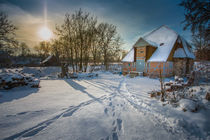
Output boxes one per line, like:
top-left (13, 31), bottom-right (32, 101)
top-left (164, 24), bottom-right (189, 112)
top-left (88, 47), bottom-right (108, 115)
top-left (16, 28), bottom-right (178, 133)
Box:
top-left (164, 76), bottom-right (185, 92)
top-left (0, 71), bottom-right (40, 90)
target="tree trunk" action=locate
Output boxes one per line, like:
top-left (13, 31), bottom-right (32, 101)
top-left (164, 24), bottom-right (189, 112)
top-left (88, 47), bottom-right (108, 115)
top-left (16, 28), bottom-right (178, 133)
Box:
top-left (159, 63), bottom-right (165, 102)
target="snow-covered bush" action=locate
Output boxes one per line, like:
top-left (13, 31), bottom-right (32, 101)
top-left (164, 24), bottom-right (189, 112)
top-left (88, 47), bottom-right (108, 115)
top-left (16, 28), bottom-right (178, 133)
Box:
top-left (149, 75), bottom-right (209, 112)
top-left (164, 86), bottom-right (209, 112)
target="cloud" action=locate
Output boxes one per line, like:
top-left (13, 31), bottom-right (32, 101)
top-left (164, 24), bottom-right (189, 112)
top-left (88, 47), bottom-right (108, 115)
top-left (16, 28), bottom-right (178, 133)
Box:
top-left (0, 0), bottom-right (191, 50)
top-left (0, 3), bottom-right (53, 47)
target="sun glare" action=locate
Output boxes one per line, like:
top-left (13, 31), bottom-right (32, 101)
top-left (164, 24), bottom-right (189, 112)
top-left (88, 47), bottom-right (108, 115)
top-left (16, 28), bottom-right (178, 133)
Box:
top-left (38, 26), bottom-right (53, 41)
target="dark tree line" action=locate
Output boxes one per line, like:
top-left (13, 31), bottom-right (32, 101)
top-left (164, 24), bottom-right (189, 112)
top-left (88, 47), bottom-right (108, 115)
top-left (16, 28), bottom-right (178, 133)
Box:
top-left (180, 0), bottom-right (210, 60)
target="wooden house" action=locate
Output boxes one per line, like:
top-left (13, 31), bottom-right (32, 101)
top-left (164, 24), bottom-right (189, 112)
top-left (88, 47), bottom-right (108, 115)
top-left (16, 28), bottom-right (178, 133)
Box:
top-left (122, 25), bottom-right (195, 77)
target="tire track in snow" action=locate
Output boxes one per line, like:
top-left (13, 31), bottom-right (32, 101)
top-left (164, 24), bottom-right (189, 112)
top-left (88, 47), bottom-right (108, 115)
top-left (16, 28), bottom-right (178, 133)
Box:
top-left (3, 94), bottom-right (110, 140)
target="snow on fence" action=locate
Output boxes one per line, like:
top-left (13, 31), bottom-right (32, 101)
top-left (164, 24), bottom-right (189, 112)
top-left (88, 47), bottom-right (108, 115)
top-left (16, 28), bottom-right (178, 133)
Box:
top-left (89, 63), bottom-right (122, 72)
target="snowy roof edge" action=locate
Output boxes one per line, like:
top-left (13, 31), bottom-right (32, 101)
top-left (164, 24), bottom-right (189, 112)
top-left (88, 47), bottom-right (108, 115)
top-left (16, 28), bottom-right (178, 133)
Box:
top-left (121, 48), bottom-right (134, 62)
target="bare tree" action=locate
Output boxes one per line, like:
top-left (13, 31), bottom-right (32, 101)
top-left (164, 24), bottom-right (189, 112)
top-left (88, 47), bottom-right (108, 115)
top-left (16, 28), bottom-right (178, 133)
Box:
top-left (192, 28), bottom-right (209, 60)
top-left (159, 64), bottom-right (165, 102)
top-left (18, 42), bottom-right (30, 57)
top-left (0, 11), bottom-right (17, 54)
top-left (54, 9), bottom-right (122, 74)
top-left (97, 23), bottom-right (121, 70)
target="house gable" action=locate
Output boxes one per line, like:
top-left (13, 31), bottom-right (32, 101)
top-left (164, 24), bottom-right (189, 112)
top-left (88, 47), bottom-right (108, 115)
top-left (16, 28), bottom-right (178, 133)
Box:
top-left (167, 36), bottom-right (195, 61)
top-left (134, 38), bottom-right (149, 47)
top-left (122, 37), bottom-right (157, 62)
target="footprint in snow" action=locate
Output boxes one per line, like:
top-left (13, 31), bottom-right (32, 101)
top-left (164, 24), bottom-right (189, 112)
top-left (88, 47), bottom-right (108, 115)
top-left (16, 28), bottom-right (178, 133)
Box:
top-left (112, 120), bottom-right (115, 126)
top-left (112, 106), bottom-right (115, 111)
top-left (109, 102), bottom-right (112, 106)
top-left (17, 112), bottom-right (28, 115)
top-left (104, 108), bottom-right (108, 114)
top-left (112, 126), bottom-right (117, 131)
top-left (116, 118), bottom-right (122, 131)
top-left (112, 132), bottom-right (118, 140)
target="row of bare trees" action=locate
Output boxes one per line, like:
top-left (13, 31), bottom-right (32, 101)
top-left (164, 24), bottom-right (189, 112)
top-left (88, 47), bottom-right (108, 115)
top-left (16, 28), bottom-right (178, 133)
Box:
top-left (51, 9), bottom-right (122, 72)
top-left (0, 9), bottom-right (122, 69)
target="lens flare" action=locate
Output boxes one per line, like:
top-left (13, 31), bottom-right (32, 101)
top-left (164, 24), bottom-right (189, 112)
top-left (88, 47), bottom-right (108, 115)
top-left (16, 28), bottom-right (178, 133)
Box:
top-left (38, 26), bottom-right (52, 41)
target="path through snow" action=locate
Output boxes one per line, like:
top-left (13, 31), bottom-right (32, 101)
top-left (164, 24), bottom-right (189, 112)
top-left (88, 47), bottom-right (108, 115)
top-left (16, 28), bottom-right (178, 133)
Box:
top-left (0, 73), bottom-right (208, 140)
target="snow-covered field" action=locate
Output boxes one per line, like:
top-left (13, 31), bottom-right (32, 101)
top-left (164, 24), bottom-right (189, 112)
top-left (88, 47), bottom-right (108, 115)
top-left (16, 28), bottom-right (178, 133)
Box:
top-left (0, 68), bottom-right (210, 140)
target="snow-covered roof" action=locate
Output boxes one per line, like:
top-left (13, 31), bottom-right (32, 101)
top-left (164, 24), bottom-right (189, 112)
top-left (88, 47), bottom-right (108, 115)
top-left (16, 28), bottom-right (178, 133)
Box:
top-left (134, 37), bottom-right (158, 48)
top-left (145, 25), bottom-right (178, 62)
top-left (122, 48), bottom-right (134, 62)
top-left (173, 48), bottom-right (187, 58)
top-left (122, 25), bottom-right (195, 63)
top-left (41, 55), bottom-right (53, 64)
top-left (143, 38), bottom-right (159, 47)
top-left (180, 37), bottom-right (195, 59)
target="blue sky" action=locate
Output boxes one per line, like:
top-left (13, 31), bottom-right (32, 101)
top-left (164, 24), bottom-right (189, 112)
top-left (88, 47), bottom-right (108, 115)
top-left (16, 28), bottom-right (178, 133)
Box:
top-left (0, 0), bottom-right (192, 50)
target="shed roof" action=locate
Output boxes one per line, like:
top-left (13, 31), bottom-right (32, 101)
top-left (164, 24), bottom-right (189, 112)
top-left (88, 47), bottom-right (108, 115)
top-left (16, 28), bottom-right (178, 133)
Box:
top-left (121, 48), bottom-right (134, 62)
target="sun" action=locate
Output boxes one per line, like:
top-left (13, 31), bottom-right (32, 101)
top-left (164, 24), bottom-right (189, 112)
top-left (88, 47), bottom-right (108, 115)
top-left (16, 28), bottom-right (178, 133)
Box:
top-left (38, 26), bottom-right (53, 41)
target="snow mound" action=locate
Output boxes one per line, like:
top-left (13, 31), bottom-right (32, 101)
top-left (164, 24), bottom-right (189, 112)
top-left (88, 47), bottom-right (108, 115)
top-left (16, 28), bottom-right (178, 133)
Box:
top-left (179, 99), bottom-right (198, 112)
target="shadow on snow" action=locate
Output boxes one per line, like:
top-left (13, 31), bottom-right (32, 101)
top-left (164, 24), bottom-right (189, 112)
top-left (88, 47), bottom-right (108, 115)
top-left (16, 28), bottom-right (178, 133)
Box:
top-left (0, 87), bottom-right (39, 104)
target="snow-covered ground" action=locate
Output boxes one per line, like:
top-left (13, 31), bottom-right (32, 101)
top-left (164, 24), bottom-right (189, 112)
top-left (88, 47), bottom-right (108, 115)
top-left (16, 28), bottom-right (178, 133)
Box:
top-left (0, 69), bottom-right (210, 140)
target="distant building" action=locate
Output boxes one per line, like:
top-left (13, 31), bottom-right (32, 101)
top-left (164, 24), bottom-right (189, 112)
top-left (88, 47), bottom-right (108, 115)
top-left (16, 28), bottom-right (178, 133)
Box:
top-left (41, 55), bottom-right (60, 66)
top-left (122, 25), bottom-right (195, 77)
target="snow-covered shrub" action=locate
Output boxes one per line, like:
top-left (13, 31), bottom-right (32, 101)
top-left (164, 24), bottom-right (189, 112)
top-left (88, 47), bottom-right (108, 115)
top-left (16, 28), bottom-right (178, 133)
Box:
top-left (163, 86), bottom-right (209, 112)
top-left (149, 90), bottom-right (161, 99)
top-left (152, 76), bottom-right (210, 112)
